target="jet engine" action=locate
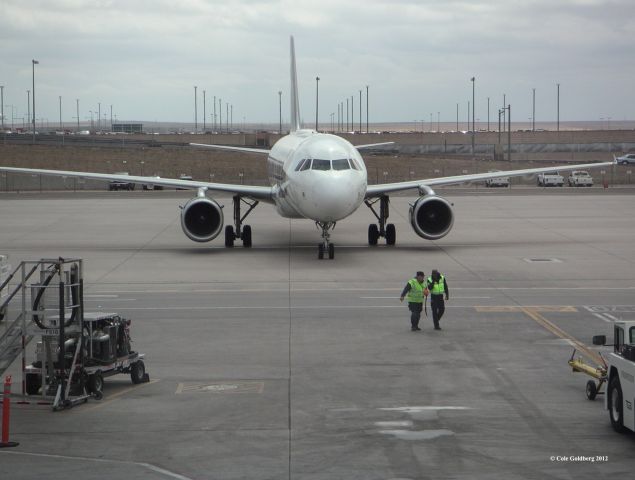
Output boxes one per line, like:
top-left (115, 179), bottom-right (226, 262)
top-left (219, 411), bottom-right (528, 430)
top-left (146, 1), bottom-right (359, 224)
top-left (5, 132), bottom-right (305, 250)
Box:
top-left (180, 197), bottom-right (224, 242)
top-left (409, 195), bottom-right (454, 240)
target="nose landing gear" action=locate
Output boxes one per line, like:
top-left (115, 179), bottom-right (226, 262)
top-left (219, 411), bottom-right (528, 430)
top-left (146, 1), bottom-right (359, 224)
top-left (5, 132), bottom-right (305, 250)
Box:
top-left (316, 221), bottom-right (336, 259)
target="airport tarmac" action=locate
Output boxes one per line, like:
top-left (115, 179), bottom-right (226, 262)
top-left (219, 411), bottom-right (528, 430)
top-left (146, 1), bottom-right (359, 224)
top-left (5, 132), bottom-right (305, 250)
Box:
top-left (1, 189), bottom-right (635, 479)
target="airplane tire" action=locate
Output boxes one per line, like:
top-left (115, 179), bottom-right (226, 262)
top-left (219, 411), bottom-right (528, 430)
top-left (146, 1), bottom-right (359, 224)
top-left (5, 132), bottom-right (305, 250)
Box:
top-left (328, 243), bottom-right (335, 259)
top-left (386, 224), bottom-right (396, 245)
top-left (609, 377), bottom-right (626, 433)
top-left (225, 226), bottom-right (235, 247)
top-left (368, 224), bottom-right (379, 246)
top-left (318, 243), bottom-right (325, 260)
top-left (242, 225), bottom-right (252, 247)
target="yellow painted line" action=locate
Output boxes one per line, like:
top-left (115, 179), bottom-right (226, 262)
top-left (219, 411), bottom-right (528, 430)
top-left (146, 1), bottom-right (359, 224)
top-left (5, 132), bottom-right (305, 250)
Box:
top-left (475, 305), bottom-right (601, 365)
top-left (519, 307), bottom-right (603, 365)
top-left (82, 379), bottom-right (160, 412)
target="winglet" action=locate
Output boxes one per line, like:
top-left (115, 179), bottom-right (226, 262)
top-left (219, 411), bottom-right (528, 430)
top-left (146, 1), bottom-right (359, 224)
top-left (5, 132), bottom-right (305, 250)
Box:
top-left (290, 36), bottom-right (302, 132)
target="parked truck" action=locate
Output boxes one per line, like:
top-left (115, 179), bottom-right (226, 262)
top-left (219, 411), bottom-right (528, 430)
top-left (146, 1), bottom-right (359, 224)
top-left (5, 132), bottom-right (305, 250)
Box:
top-left (537, 171), bottom-right (564, 187)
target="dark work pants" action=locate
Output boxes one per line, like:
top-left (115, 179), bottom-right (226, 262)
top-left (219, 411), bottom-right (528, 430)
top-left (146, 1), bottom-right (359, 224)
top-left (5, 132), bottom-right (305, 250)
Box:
top-left (408, 302), bottom-right (423, 329)
top-left (430, 295), bottom-right (445, 328)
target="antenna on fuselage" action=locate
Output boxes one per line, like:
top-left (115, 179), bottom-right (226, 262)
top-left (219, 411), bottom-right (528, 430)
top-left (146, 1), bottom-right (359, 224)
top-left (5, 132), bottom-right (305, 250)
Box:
top-left (290, 36), bottom-right (302, 132)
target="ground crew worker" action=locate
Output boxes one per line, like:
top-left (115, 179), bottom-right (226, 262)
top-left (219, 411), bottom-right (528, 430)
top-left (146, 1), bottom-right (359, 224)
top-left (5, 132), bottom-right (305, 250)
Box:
top-left (427, 269), bottom-right (449, 330)
top-left (400, 271), bottom-right (428, 331)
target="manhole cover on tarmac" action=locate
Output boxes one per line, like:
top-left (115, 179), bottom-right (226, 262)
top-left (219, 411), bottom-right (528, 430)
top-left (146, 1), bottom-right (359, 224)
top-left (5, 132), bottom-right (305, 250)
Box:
top-left (176, 381), bottom-right (264, 394)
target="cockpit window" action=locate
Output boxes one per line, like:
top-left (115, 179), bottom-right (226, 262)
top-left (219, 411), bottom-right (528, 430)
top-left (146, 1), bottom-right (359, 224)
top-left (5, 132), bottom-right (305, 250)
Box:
top-left (349, 158), bottom-right (361, 170)
top-left (311, 159), bottom-right (331, 171)
top-left (295, 159), bottom-right (308, 171)
top-left (299, 159), bottom-right (312, 171)
top-left (332, 159), bottom-right (350, 171)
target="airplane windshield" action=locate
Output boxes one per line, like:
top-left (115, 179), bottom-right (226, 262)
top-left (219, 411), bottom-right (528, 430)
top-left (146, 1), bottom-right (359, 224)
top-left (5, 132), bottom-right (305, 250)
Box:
top-left (348, 158), bottom-right (361, 170)
top-left (312, 159), bottom-right (331, 171)
top-left (296, 159), bottom-right (311, 171)
top-left (332, 159), bottom-right (351, 171)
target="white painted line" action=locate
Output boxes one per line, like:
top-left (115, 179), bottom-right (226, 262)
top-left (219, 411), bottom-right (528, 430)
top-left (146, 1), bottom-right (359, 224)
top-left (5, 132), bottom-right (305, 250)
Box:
top-left (592, 313), bottom-right (613, 323)
top-left (604, 313), bottom-right (621, 321)
top-left (84, 294), bottom-right (119, 298)
top-left (0, 451), bottom-right (193, 480)
top-left (360, 296), bottom-right (490, 299)
top-left (379, 406), bottom-right (471, 412)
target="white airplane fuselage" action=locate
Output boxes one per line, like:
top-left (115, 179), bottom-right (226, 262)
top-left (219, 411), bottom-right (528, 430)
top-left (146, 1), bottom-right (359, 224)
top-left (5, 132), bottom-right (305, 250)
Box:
top-left (266, 129), bottom-right (368, 222)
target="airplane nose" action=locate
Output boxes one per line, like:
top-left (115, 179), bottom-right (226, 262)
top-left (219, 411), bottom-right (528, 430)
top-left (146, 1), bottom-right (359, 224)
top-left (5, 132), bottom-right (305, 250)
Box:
top-left (307, 173), bottom-right (363, 221)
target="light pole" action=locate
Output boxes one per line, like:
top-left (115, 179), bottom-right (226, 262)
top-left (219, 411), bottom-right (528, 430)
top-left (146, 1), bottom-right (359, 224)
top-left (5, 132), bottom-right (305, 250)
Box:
top-left (556, 83), bottom-right (560, 132)
top-left (32, 59), bottom-right (38, 142)
top-left (230, 104), bottom-right (233, 131)
top-left (194, 86), bottom-right (197, 133)
top-left (203, 90), bottom-right (206, 131)
top-left (213, 95), bottom-right (216, 132)
top-left (27, 90), bottom-right (30, 125)
top-left (278, 91), bottom-right (282, 133)
top-left (487, 97), bottom-right (490, 131)
top-left (76, 99), bottom-right (79, 131)
top-left (346, 98), bottom-right (349, 132)
top-left (456, 103), bottom-right (459, 131)
top-left (532, 88), bottom-right (536, 132)
top-left (470, 76), bottom-right (475, 154)
top-left (351, 95), bottom-right (354, 133)
top-left (315, 76), bottom-right (320, 131)
top-left (366, 85), bottom-right (369, 133)
top-left (218, 98), bottom-right (222, 134)
top-left (98, 102), bottom-right (101, 131)
top-left (110, 104), bottom-right (112, 130)
top-left (359, 89), bottom-right (362, 133)
top-left (59, 96), bottom-right (62, 130)
top-left (0, 85), bottom-right (3, 130)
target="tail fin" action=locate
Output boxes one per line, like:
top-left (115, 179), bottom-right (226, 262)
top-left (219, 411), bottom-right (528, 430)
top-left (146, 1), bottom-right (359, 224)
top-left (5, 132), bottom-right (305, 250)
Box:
top-left (290, 36), bottom-right (302, 132)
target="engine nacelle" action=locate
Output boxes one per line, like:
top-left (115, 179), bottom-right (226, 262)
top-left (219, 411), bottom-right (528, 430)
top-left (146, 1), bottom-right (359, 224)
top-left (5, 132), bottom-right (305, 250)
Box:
top-left (180, 197), bottom-right (224, 242)
top-left (409, 195), bottom-right (454, 240)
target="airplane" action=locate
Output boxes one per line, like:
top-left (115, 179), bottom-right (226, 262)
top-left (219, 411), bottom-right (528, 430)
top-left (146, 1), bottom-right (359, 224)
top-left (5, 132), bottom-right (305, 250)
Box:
top-left (0, 37), bottom-right (616, 259)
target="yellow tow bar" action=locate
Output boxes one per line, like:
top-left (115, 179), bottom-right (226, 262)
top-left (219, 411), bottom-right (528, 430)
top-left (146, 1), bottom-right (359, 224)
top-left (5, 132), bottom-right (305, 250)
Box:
top-left (568, 349), bottom-right (607, 401)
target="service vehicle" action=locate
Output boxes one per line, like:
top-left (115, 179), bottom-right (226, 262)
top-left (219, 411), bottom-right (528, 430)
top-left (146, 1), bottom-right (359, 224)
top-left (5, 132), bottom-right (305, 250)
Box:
top-left (25, 312), bottom-right (148, 400)
top-left (108, 172), bottom-right (135, 191)
top-left (537, 171), bottom-right (564, 187)
top-left (484, 170), bottom-right (510, 187)
top-left (615, 153), bottom-right (635, 165)
top-left (567, 170), bottom-right (593, 187)
top-left (142, 175), bottom-right (164, 190)
top-left (592, 322), bottom-right (635, 433)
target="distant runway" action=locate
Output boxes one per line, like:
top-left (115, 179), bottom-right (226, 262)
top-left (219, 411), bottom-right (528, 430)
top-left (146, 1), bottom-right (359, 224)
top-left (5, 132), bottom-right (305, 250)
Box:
top-left (1, 191), bottom-right (635, 479)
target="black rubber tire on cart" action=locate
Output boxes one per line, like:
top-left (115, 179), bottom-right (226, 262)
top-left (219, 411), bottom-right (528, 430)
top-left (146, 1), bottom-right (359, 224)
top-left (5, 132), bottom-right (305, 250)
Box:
top-left (328, 243), bottom-right (335, 260)
top-left (318, 243), bottom-right (325, 260)
top-left (131, 360), bottom-right (146, 384)
top-left (609, 376), bottom-right (627, 433)
top-left (585, 380), bottom-right (597, 400)
top-left (88, 372), bottom-right (104, 396)
top-left (225, 225), bottom-right (235, 247)
top-left (25, 373), bottom-right (41, 395)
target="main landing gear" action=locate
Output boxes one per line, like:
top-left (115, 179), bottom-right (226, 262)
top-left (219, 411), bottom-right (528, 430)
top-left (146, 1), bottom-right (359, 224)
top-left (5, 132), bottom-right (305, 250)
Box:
top-left (365, 195), bottom-right (396, 246)
top-left (316, 221), bottom-right (336, 259)
top-left (225, 195), bottom-right (259, 248)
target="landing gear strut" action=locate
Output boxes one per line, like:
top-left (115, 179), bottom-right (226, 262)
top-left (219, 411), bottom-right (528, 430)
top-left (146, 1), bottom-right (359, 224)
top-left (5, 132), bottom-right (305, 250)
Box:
top-left (365, 195), bottom-right (396, 246)
top-left (225, 195), bottom-right (259, 248)
top-left (316, 221), bottom-right (336, 259)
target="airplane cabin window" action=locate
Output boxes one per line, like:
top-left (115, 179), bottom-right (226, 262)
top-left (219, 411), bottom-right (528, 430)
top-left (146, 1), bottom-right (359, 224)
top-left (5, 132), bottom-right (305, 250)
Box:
top-left (312, 159), bottom-right (331, 171)
top-left (300, 159), bottom-right (312, 171)
top-left (332, 159), bottom-right (350, 171)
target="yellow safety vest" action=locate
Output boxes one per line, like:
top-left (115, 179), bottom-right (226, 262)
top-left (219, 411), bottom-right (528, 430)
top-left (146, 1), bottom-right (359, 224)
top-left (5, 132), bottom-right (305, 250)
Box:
top-left (407, 278), bottom-right (425, 303)
top-left (427, 275), bottom-right (445, 295)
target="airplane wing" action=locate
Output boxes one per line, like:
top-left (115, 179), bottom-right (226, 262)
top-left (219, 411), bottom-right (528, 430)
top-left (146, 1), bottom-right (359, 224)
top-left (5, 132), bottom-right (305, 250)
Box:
top-left (365, 160), bottom-right (615, 197)
top-left (0, 166), bottom-right (274, 201)
top-left (190, 143), bottom-right (270, 154)
top-left (354, 142), bottom-right (395, 150)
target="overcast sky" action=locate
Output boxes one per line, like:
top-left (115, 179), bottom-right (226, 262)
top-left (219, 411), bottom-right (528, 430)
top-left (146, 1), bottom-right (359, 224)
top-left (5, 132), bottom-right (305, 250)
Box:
top-left (1, 0), bottom-right (634, 126)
